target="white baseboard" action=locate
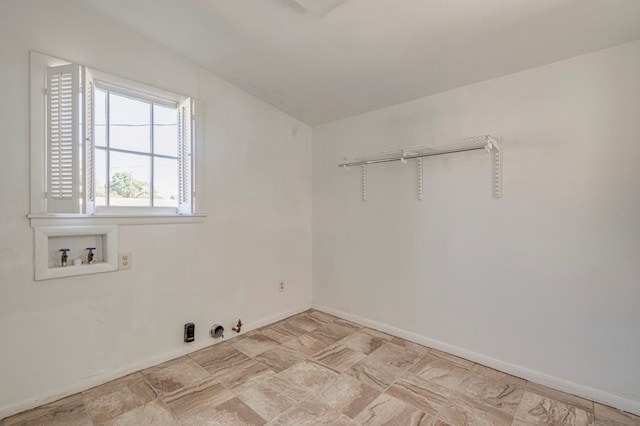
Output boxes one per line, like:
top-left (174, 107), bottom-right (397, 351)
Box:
top-left (0, 303), bottom-right (312, 420)
top-left (313, 304), bottom-right (640, 416)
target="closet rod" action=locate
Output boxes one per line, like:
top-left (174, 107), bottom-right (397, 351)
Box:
top-left (338, 146), bottom-right (484, 168)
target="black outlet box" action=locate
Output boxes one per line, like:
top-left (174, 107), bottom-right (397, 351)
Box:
top-left (184, 323), bottom-right (195, 343)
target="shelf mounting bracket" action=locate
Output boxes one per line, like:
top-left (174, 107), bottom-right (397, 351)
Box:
top-left (487, 136), bottom-right (502, 198)
top-left (361, 164), bottom-right (367, 202)
top-left (417, 158), bottom-right (423, 201)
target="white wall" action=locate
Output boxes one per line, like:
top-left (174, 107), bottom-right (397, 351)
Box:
top-left (2, 0), bottom-right (639, 418)
top-left (0, 0), bottom-right (311, 417)
top-left (313, 41), bottom-right (640, 413)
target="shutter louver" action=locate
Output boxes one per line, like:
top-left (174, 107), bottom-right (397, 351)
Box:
top-left (47, 64), bottom-right (80, 213)
top-left (83, 67), bottom-right (95, 214)
top-left (177, 98), bottom-right (193, 214)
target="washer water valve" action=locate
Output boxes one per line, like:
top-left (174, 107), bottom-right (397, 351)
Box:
top-left (232, 319), bottom-right (243, 333)
top-left (86, 247), bottom-right (95, 264)
top-left (59, 249), bottom-right (70, 267)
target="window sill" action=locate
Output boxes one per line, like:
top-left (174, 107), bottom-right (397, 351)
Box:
top-left (28, 213), bottom-right (206, 227)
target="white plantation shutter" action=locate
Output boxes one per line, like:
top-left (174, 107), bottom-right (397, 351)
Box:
top-left (47, 64), bottom-right (80, 213)
top-left (177, 97), bottom-right (193, 214)
top-left (83, 67), bottom-right (95, 214)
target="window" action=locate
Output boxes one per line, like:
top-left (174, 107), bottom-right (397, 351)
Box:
top-left (30, 52), bottom-right (202, 223)
top-left (94, 86), bottom-right (184, 212)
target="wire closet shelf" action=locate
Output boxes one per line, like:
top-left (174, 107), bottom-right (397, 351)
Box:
top-left (339, 135), bottom-right (502, 201)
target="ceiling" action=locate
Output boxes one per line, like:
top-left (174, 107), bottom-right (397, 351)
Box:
top-left (81, 0), bottom-right (640, 126)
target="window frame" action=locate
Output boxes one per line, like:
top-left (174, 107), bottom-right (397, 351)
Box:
top-left (93, 80), bottom-right (182, 214)
top-left (29, 51), bottom-right (205, 227)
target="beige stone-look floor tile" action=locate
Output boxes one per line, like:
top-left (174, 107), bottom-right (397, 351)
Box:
top-left (270, 361), bottom-right (338, 403)
top-left (142, 355), bottom-right (210, 396)
top-left (162, 377), bottom-right (232, 419)
top-left (333, 318), bottom-right (363, 331)
top-left (103, 399), bottom-right (175, 425)
top-left (594, 403), bottom-right (640, 426)
top-left (180, 396), bottom-right (265, 426)
top-left (268, 400), bottom-right (355, 426)
top-left (386, 372), bottom-right (451, 417)
top-left (347, 342), bottom-right (423, 391)
top-left (311, 344), bottom-right (367, 373)
top-left (195, 349), bottom-right (257, 385)
top-left (311, 322), bottom-right (359, 344)
top-left (354, 393), bottom-right (430, 425)
top-left (308, 328), bottom-right (342, 345)
top-left (4, 394), bottom-right (91, 426)
top-left (237, 379), bottom-right (297, 421)
top-left (232, 331), bottom-right (280, 357)
top-left (596, 418), bottom-right (640, 426)
top-left (408, 354), bottom-right (470, 391)
top-left (339, 331), bottom-right (386, 355)
top-left (314, 374), bottom-right (381, 419)
top-left (189, 342), bottom-right (250, 374)
top-left (391, 337), bottom-right (430, 357)
top-left (435, 395), bottom-right (514, 426)
top-left (263, 320), bottom-right (308, 340)
top-left (282, 331), bottom-right (331, 356)
top-left (306, 309), bottom-right (339, 324)
top-left (255, 345), bottom-right (305, 373)
top-left (472, 364), bottom-right (527, 386)
top-left (361, 328), bottom-right (394, 341)
top-left (456, 371), bottom-right (525, 415)
top-left (82, 373), bottom-right (157, 424)
top-left (214, 357), bottom-right (275, 391)
top-left (513, 390), bottom-right (594, 426)
top-left (347, 361), bottom-right (398, 393)
top-left (526, 382), bottom-right (594, 413)
top-left (284, 314), bottom-right (324, 332)
top-left (429, 349), bottom-right (474, 369)
top-left (214, 396), bottom-right (266, 425)
top-left (260, 326), bottom-right (298, 344)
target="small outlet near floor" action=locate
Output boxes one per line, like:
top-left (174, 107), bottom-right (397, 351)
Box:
top-left (184, 323), bottom-right (195, 343)
top-left (118, 252), bottom-right (132, 270)
top-left (279, 281), bottom-right (285, 292)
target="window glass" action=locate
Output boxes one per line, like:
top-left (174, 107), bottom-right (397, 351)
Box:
top-left (108, 151), bottom-right (151, 207)
top-left (153, 104), bottom-right (178, 157)
top-left (95, 88), bottom-right (107, 148)
top-left (153, 157), bottom-right (179, 208)
top-left (95, 149), bottom-right (107, 207)
top-left (109, 93), bottom-right (150, 153)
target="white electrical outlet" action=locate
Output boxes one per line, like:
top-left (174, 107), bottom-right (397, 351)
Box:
top-left (119, 252), bottom-right (132, 270)
top-left (279, 281), bottom-right (285, 292)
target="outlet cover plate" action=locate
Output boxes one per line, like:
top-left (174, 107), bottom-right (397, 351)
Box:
top-left (119, 252), bottom-right (132, 270)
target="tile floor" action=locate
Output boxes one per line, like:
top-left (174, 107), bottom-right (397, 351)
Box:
top-left (3, 310), bottom-right (639, 425)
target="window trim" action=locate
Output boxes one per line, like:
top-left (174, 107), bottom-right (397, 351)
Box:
top-left (29, 51), bottom-right (205, 227)
top-left (93, 82), bottom-right (182, 213)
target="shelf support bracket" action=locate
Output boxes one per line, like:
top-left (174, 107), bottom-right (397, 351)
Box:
top-left (417, 158), bottom-right (423, 201)
top-left (488, 137), bottom-right (502, 198)
top-left (361, 164), bottom-right (367, 202)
